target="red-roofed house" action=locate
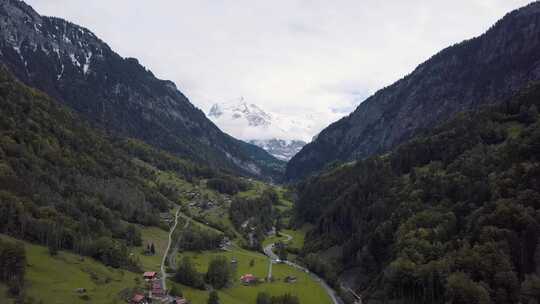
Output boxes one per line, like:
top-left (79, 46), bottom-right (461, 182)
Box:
top-left (131, 293), bottom-right (147, 304)
top-left (240, 274), bottom-right (257, 284)
top-left (173, 297), bottom-right (188, 304)
top-left (143, 271), bottom-right (157, 281)
top-left (151, 281), bottom-right (164, 297)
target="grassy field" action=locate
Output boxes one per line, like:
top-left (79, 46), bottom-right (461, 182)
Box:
top-left (174, 247), bottom-right (332, 304)
top-left (261, 233), bottom-right (290, 248)
top-left (0, 235), bottom-right (140, 304)
top-left (281, 225), bottom-right (311, 250)
top-left (132, 226), bottom-right (170, 271)
top-left (261, 225), bottom-right (311, 250)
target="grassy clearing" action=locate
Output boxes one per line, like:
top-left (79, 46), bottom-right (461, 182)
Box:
top-left (132, 226), bottom-right (170, 271)
top-left (173, 248), bottom-right (332, 304)
top-left (178, 248), bottom-right (269, 279)
top-left (261, 234), bottom-right (290, 249)
top-left (262, 224), bottom-right (311, 250)
top-left (0, 235), bottom-right (139, 304)
top-left (282, 224), bottom-right (312, 250)
top-left (236, 180), bottom-right (268, 199)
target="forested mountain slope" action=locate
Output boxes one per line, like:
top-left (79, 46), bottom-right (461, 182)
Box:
top-left (287, 2), bottom-right (540, 181)
top-left (0, 0), bottom-right (284, 181)
top-left (295, 83), bottom-right (540, 304)
top-left (0, 66), bottom-right (225, 270)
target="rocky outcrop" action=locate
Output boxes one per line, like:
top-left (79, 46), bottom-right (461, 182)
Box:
top-left (0, 0), bottom-right (284, 180)
top-left (286, 2), bottom-right (540, 181)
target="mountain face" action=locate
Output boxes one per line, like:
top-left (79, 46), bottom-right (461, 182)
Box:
top-left (208, 100), bottom-right (311, 160)
top-left (286, 2), bottom-right (540, 181)
top-left (0, 0), bottom-right (284, 180)
top-left (295, 84), bottom-right (540, 303)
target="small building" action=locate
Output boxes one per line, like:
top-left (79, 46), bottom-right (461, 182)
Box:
top-left (143, 271), bottom-right (158, 281)
top-left (285, 276), bottom-right (297, 283)
top-left (151, 281), bottom-right (165, 298)
top-left (131, 293), bottom-right (148, 304)
top-left (240, 274), bottom-right (257, 284)
top-left (173, 297), bottom-right (188, 304)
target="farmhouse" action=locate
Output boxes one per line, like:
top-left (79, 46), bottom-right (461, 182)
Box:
top-left (151, 281), bottom-right (165, 298)
top-left (131, 293), bottom-right (148, 304)
top-left (240, 273), bottom-right (257, 284)
top-left (143, 271), bottom-right (157, 281)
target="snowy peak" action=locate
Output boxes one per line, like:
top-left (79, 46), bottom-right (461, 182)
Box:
top-left (207, 99), bottom-right (322, 143)
top-left (208, 99), bottom-right (314, 160)
top-left (248, 139), bottom-right (307, 161)
top-left (209, 100), bottom-right (271, 128)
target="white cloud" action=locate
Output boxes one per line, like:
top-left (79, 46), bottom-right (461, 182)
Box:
top-left (26, 0), bottom-right (531, 139)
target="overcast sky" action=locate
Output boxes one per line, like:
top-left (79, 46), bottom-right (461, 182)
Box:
top-left (26, 0), bottom-right (531, 137)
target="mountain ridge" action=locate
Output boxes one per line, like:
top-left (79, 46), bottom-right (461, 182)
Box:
top-left (286, 1), bottom-right (540, 181)
top-left (0, 0), bottom-right (284, 181)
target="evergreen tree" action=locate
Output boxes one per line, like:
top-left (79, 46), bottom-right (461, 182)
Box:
top-left (205, 256), bottom-right (232, 289)
top-left (208, 290), bottom-right (219, 304)
top-left (175, 257), bottom-right (204, 289)
top-left (256, 292), bottom-right (271, 304)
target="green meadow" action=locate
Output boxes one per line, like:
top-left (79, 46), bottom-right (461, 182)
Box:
top-left (174, 247), bottom-right (332, 304)
top-left (0, 235), bottom-right (140, 304)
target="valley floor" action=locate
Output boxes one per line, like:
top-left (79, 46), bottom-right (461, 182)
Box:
top-left (1, 210), bottom-right (331, 304)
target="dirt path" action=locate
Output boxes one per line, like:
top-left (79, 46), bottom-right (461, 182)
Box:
top-left (161, 208), bottom-right (181, 291)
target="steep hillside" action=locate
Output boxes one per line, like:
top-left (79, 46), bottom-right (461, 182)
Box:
top-left (0, 0), bottom-right (284, 181)
top-left (0, 65), bottom-right (229, 271)
top-left (287, 2), bottom-right (540, 180)
top-left (294, 83), bottom-right (540, 303)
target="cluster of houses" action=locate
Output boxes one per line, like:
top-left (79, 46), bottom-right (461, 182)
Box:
top-left (129, 272), bottom-right (188, 304)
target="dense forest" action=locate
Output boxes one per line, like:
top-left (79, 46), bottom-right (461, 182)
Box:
top-left (0, 67), bottom-right (224, 269)
top-left (295, 82), bottom-right (540, 304)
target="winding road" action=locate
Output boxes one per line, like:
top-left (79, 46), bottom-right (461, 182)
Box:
top-left (263, 232), bottom-right (344, 304)
top-left (160, 208), bottom-right (181, 291)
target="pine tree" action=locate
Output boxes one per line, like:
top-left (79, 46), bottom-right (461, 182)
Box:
top-left (208, 290), bottom-right (219, 304)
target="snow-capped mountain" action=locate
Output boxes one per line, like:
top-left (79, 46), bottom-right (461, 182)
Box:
top-left (248, 139), bottom-right (306, 161)
top-left (208, 99), bottom-right (324, 160)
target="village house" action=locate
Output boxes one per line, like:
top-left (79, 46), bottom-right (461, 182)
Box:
top-left (130, 293), bottom-right (148, 304)
top-left (151, 281), bottom-right (165, 298)
top-left (143, 271), bottom-right (158, 281)
top-left (220, 237), bottom-right (232, 251)
top-left (240, 274), bottom-right (257, 285)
